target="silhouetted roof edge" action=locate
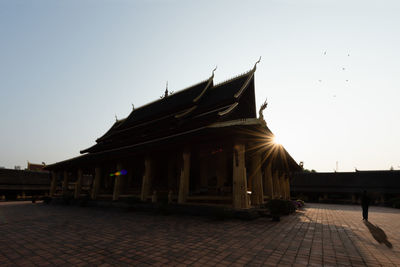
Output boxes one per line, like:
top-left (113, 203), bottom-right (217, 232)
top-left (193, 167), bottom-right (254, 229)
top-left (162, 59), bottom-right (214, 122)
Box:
top-left (48, 119), bottom-right (268, 169)
top-left (94, 77), bottom-right (213, 144)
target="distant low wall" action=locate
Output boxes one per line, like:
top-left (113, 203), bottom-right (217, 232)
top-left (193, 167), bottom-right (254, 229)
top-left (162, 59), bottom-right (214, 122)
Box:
top-left (291, 170), bottom-right (400, 204)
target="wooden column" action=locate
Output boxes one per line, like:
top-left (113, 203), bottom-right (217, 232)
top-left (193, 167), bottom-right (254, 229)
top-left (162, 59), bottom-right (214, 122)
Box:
top-left (178, 151), bottom-right (191, 204)
top-left (113, 163), bottom-right (123, 201)
top-left (141, 157), bottom-right (153, 201)
top-left (286, 175), bottom-right (291, 200)
top-left (280, 173), bottom-right (287, 200)
top-left (272, 170), bottom-right (280, 199)
top-left (248, 151), bottom-right (264, 205)
top-left (263, 162), bottom-right (274, 200)
top-left (62, 171), bottom-right (69, 194)
top-left (74, 169), bottom-right (83, 199)
top-left (232, 143), bottom-right (249, 209)
top-left (50, 171), bottom-right (57, 197)
top-left (91, 167), bottom-right (101, 200)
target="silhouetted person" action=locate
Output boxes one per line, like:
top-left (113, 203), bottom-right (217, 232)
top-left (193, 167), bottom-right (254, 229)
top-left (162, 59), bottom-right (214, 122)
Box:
top-left (361, 190), bottom-right (370, 220)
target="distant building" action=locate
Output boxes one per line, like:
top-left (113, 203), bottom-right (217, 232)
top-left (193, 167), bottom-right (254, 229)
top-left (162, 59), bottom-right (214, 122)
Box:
top-left (291, 170), bottom-right (400, 204)
top-left (27, 162), bottom-right (46, 172)
top-left (46, 64), bottom-right (301, 209)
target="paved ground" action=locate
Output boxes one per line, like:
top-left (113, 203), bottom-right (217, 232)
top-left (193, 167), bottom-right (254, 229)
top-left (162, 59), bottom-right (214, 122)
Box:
top-left (0, 202), bottom-right (399, 267)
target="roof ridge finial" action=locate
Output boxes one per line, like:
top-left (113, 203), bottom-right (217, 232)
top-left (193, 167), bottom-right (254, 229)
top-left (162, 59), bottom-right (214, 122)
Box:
top-left (115, 114), bottom-right (118, 122)
top-left (165, 81), bottom-right (168, 97)
top-left (253, 56), bottom-right (261, 71)
top-left (160, 81), bottom-right (169, 99)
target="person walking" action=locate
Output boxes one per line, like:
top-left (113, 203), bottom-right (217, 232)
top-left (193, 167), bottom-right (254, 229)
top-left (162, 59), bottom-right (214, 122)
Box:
top-left (361, 190), bottom-right (370, 220)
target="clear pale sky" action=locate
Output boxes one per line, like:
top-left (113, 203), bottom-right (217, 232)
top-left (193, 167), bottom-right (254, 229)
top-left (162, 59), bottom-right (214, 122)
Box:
top-left (0, 0), bottom-right (399, 172)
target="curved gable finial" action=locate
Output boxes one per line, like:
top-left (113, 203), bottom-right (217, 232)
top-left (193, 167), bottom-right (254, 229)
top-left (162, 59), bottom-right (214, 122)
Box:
top-left (253, 56), bottom-right (261, 70)
top-left (192, 66), bottom-right (216, 103)
top-left (258, 98), bottom-right (268, 122)
top-left (233, 58), bottom-right (261, 99)
top-left (212, 66), bottom-right (217, 77)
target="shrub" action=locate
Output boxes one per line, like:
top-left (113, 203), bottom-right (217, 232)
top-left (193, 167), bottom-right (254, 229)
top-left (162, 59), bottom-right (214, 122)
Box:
top-left (292, 200), bottom-right (301, 209)
top-left (267, 199), bottom-right (286, 216)
top-left (284, 200), bottom-right (296, 215)
top-left (296, 199), bottom-right (305, 207)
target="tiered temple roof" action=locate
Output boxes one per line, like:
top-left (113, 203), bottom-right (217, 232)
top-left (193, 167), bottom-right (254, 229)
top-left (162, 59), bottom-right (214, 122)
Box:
top-left (81, 68), bottom-right (257, 154)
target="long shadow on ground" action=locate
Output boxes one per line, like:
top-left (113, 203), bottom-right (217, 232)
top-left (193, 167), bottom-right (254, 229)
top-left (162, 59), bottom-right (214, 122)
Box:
top-left (364, 220), bottom-right (393, 248)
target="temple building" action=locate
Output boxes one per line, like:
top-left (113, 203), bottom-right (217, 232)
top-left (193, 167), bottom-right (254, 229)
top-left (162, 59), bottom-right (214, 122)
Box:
top-left (27, 162), bottom-right (46, 171)
top-left (46, 62), bottom-right (301, 209)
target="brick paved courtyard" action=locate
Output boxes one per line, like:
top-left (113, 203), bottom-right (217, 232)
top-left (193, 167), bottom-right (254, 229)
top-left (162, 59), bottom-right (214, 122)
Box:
top-left (0, 202), bottom-right (399, 266)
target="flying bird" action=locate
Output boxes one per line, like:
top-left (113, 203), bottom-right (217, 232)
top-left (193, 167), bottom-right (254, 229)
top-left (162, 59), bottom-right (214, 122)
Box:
top-left (323, 51), bottom-right (327, 55)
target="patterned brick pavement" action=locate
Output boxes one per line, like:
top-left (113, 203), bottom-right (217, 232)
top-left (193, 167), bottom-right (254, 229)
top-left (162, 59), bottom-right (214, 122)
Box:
top-left (0, 202), bottom-right (399, 266)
